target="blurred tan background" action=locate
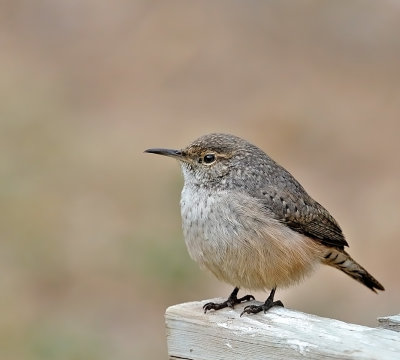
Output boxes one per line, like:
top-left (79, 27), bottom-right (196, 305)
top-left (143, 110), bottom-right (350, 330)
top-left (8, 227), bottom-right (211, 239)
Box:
top-left (1, 1), bottom-right (400, 359)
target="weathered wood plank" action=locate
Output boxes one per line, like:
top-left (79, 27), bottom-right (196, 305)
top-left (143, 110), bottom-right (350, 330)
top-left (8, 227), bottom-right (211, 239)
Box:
top-left (378, 314), bottom-right (400, 332)
top-left (165, 298), bottom-right (400, 360)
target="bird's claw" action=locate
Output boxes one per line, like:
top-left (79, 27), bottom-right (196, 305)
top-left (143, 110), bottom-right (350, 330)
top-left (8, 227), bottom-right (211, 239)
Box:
top-left (203, 294), bottom-right (255, 313)
top-left (240, 299), bottom-right (283, 317)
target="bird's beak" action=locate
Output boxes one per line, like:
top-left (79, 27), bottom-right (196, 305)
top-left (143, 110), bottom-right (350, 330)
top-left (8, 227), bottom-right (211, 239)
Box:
top-left (144, 148), bottom-right (184, 160)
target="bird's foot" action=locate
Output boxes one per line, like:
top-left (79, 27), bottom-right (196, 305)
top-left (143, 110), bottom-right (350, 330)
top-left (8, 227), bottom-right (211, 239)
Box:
top-left (203, 287), bottom-right (255, 313)
top-left (240, 287), bottom-right (283, 316)
top-left (240, 299), bottom-right (283, 316)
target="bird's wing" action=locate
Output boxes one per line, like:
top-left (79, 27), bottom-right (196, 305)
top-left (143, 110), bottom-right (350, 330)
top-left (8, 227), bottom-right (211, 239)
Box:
top-left (258, 187), bottom-right (348, 249)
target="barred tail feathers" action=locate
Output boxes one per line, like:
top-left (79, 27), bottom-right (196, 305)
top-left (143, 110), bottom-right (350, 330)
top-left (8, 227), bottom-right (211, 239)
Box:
top-left (322, 249), bottom-right (384, 292)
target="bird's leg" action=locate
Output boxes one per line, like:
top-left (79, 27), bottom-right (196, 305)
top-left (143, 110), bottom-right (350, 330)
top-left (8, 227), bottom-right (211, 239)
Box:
top-left (203, 287), bottom-right (255, 313)
top-left (240, 287), bottom-right (283, 316)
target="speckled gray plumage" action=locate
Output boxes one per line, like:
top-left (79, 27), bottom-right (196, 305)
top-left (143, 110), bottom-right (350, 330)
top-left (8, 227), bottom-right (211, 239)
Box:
top-left (181, 133), bottom-right (348, 250)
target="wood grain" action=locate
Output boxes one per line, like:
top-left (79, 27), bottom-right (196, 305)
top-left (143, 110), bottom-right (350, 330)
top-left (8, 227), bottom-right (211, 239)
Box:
top-left (165, 299), bottom-right (400, 360)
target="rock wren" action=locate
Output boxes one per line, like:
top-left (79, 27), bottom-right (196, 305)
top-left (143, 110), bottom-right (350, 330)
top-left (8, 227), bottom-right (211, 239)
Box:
top-left (145, 133), bottom-right (384, 315)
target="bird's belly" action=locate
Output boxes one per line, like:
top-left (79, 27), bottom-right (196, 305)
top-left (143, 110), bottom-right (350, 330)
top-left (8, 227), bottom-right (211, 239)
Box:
top-left (180, 187), bottom-right (323, 290)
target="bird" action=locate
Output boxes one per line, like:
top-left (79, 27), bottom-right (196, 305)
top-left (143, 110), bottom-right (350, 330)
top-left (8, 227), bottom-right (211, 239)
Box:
top-left (145, 133), bottom-right (384, 316)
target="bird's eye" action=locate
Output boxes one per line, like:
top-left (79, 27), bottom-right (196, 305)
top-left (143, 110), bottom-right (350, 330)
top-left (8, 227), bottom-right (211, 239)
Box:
top-left (203, 154), bottom-right (216, 164)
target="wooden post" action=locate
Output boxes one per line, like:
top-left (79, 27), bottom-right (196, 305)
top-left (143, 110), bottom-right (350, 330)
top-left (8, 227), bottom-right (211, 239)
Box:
top-left (165, 298), bottom-right (400, 360)
top-left (378, 314), bottom-right (400, 332)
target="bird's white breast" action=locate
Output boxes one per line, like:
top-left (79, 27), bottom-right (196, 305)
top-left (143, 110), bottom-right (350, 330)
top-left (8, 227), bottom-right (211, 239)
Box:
top-left (180, 181), bottom-right (324, 291)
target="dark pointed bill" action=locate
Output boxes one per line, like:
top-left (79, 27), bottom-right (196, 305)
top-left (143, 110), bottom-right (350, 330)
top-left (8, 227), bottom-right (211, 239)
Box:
top-left (144, 148), bottom-right (183, 159)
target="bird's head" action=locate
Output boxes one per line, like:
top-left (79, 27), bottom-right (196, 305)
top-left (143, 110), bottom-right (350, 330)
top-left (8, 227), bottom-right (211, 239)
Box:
top-left (145, 133), bottom-right (261, 188)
